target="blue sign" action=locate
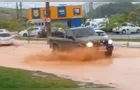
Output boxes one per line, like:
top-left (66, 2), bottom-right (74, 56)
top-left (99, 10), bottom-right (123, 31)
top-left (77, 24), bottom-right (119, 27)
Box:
top-left (58, 6), bottom-right (66, 17)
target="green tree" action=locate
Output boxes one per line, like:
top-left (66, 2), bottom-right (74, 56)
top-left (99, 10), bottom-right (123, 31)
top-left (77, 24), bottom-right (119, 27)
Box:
top-left (82, 16), bottom-right (87, 24)
top-left (128, 12), bottom-right (137, 23)
top-left (86, 2), bottom-right (138, 18)
top-left (104, 13), bottom-right (129, 31)
top-left (134, 8), bottom-right (140, 25)
top-left (87, 10), bottom-right (96, 18)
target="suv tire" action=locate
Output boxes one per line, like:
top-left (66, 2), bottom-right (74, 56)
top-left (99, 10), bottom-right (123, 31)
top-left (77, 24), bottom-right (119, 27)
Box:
top-left (105, 51), bottom-right (112, 57)
top-left (52, 44), bottom-right (58, 52)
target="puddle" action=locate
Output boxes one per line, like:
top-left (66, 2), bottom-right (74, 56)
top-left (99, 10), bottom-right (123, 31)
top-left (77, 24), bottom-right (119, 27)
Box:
top-left (24, 47), bottom-right (140, 89)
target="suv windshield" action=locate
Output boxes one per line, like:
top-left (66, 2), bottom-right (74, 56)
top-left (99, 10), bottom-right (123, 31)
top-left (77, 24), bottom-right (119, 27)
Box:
top-left (76, 27), bottom-right (95, 38)
top-left (0, 33), bottom-right (11, 37)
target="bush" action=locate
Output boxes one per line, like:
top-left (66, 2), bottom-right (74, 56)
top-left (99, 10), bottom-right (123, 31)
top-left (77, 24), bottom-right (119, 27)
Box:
top-left (104, 14), bottom-right (128, 31)
top-left (0, 19), bottom-right (27, 32)
top-left (53, 23), bottom-right (66, 31)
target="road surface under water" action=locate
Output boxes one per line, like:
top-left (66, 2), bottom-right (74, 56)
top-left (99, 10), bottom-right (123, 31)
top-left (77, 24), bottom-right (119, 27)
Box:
top-left (0, 44), bottom-right (140, 89)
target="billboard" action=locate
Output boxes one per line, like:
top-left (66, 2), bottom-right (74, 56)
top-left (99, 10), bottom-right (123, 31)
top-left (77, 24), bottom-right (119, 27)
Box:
top-left (73, 8), bottom-right (81, 16)
top-left (32, 8), bottom-right (40, 19)
top-left (28, 5), bottom-right (83, 20)
top-left (57, 6), bottom-right (66, 17)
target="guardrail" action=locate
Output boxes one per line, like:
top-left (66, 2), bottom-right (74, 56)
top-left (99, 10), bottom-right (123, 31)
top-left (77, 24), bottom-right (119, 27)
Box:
top-left (109, 34), bottom-right (140, 39)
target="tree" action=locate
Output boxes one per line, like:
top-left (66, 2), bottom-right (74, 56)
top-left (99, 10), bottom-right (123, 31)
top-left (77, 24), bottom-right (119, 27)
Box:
top-left (87, 9), bottom-right (96, 18)
top-left (134, 8), bottom-right (140, 25)
top-left (128, 12), bottom-right (137, 23)
top-left (104, 13), bottom-right (129, 31)
top-left (87, 2), bottom-right (138, 18)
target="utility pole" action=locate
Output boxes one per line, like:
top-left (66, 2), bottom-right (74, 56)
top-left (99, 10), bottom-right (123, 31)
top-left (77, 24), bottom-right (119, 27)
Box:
top-left (19, 2), bottom-right (22, 18)
top-left (45, 2), bottom-right (51, 38)
top-left (16, 2), bottom-right (19, 19)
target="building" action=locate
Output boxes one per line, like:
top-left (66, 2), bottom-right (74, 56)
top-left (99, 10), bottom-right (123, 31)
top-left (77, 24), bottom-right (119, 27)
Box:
top-left (83, 2), bottom-right (110, 15)
top-left (28, 5), bottom-right (83, 28)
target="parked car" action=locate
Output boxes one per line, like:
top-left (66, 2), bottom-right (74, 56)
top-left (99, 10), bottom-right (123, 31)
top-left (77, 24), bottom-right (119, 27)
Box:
top-left (95, 30), bottom-right (108, 38)
top-left (48, 26), bottom-right (114, 57)
top-left (0, 32), bottom-right (14, 45)
top-left (112, 23), bottom-right (140, 34)
top-left (38, 28), bottom-right (65, 38)
top-left (0, 29), bottom-right (9, 33)
top-left (18, 26), bottom-right (43, 37)
top-left (84, 21), bottom-right (106, 30)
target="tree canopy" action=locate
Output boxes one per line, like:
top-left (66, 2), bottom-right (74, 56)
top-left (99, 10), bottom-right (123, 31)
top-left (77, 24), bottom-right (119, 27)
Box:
top-left (86, 2), bottom-right (140, 18)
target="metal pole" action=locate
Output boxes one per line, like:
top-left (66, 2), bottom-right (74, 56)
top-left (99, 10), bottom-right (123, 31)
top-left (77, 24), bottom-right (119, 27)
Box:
top-left (45, 2), bottom-right (51, 38)
top-left (16, 2), bottom-right (19, 19)
top-left (19, 2), bottom-right (22, 18)
top-left (27, 23), bottom-right (30, 44)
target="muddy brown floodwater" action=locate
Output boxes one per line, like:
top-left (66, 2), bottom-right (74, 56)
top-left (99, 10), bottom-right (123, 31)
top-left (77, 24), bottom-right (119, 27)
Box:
top-left (0, 42), bottom-right (140, 89)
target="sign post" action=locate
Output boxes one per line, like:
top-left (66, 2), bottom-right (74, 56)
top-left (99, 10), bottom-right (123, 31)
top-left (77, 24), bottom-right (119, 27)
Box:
top-left (46, 18), bottom-right (51, 23)
top-left (45, 2), bottom-right (51, 41)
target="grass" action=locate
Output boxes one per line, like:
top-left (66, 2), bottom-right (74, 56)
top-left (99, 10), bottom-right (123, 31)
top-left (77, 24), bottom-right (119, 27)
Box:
top-left (0, 7), bottom-right (27, 21)
top-left (0, 66), bottom-right (112, 88)
top-left (0, 7), bottom-right (27, 17)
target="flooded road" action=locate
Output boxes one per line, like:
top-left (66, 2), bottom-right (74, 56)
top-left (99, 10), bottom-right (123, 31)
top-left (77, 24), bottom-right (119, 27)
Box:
top-left (0, 43), bottom-right (140, 89)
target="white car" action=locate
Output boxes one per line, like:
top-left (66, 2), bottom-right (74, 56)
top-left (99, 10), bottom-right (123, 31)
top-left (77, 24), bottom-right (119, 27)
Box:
top-left (112, 23), bottom-right (140, 34)
top-left (84, 21), bottom-right (105, 30)
top-left (18, 27), bottom-right (43, 37)
top-left (0, 29), bottom-right (9, 33)
top-left (95, 30), bottom-right (109, 38)
top-left (0, 32), bottom-right (14, 45)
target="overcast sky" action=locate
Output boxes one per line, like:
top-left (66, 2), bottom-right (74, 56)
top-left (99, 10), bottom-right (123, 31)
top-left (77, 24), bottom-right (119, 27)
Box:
top-left (0, 2), bottom-right (139, 9)
top-left (0, 2), bottom-right (85, 9)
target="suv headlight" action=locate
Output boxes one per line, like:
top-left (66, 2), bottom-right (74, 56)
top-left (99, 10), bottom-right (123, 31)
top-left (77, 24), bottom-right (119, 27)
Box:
top-left (86, 42), bottom-right (93, 47)
top-left (108, 39), bottom-right (113, 44)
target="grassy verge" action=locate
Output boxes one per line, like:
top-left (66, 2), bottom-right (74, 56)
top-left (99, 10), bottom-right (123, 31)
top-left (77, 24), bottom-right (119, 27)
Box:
top-left (113, 39), bottom-right (140, 42)
top-left (0, 66), bottom-right (112, 88)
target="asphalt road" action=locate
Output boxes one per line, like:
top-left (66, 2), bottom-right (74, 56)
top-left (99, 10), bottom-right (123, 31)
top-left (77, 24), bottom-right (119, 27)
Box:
top-left (107, 32), bottom-right (140, 39)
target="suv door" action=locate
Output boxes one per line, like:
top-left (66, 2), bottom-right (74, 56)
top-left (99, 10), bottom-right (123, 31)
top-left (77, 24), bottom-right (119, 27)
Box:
top-left (59, 29), bottom-right (76, 50)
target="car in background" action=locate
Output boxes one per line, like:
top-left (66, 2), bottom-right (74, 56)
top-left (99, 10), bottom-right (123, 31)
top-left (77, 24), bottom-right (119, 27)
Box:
top-left (18, 26), bottom-right (43, 37)
top-left (0, 32), bottom-right (14, 45)
top-left (0, 29), bottom-right (9, 33)
top-left (38, 28), bottom-right (65, 38)
top-left (95, 30), bottom-right (108, 38)
top-left (112, 23), bottom-right (140, 34)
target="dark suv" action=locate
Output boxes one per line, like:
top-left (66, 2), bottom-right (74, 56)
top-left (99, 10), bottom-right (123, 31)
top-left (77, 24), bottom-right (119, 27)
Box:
top-left (48, 26), bottom-right (114, 57)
